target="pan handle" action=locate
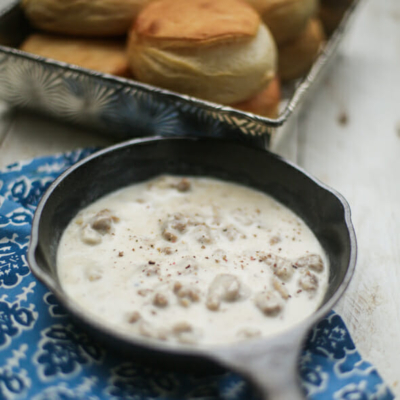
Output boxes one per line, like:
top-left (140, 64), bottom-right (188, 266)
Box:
top-left (210, 327), bottom-right (306, 400)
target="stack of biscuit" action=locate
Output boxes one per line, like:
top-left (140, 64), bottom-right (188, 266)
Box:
top-left (20, 0), bottom-right (345, 118)
top-left (127, 0), bottom-right (278, 116)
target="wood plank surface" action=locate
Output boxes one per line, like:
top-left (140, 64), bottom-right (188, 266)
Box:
top-left (297, 0), bottom-right (400, 392)
top-left (0, 109), bottom-right (112, 168)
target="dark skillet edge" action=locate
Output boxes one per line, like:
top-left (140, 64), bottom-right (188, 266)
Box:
top-left (27, 136), bottom-right (357, 384)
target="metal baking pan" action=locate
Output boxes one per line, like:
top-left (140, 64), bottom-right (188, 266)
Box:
top-left (0, 0), bottom-right (361, 151)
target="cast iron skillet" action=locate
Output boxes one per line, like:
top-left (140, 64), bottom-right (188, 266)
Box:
top-left (27, 137), bottom-right (357, 400)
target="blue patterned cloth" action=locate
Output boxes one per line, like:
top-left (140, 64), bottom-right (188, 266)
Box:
top-left (0, 150), bottom-right (394, 400)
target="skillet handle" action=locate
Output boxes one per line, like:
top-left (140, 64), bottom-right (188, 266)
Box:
top-left (239, 344), bottom-right (305, 400)
top-left (211, 328), bottom-right (306, 400)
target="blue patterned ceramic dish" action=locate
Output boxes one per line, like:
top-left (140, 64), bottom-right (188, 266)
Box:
top-left (0, 0), bottom-right (361, 149)
top-left (27, 137), bottom-right (358, 400)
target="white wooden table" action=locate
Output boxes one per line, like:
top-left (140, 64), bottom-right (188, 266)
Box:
top-left (0, 0), bottom-right (399, 395)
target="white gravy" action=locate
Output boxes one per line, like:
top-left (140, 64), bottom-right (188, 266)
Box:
top-left (57, 175), bottom-right (329, 346)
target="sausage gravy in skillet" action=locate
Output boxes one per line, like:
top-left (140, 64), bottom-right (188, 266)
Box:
top-left (57, 175), bottom-right (328, 345)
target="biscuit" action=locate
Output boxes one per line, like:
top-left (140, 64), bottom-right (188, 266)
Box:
top-left (318, 0), bottom-right (353, 35)
top-left (127, 0), bottom-right (277, 105)
top-left (232, 76), bottom-right (281, 118)
top-left (21, 0), bottom-right (151, 36)
top-left (244, 0), bottom-right (318, 45)
top-left (278, 18), bottom-right (325, 81)
top-left (20, 33), bottom-right (131, 77)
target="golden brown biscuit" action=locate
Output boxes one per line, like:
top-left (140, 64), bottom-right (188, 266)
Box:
top-left (133, 0), bottom-right (260, 44)
top-left (278, 18), bottom-right (325, 82)
top-left (20, 33), bottom-right (131, 78)
top-left (243, 0), bottom-right (318, 45)
top-left (21, 0), bottom-right (152, 37)
top-left (318, 0), bottom-right (353, 35)
top-left (127, 0), bottom-right (277, 105)
top-left (232, 76), bottom-right (281, 118)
